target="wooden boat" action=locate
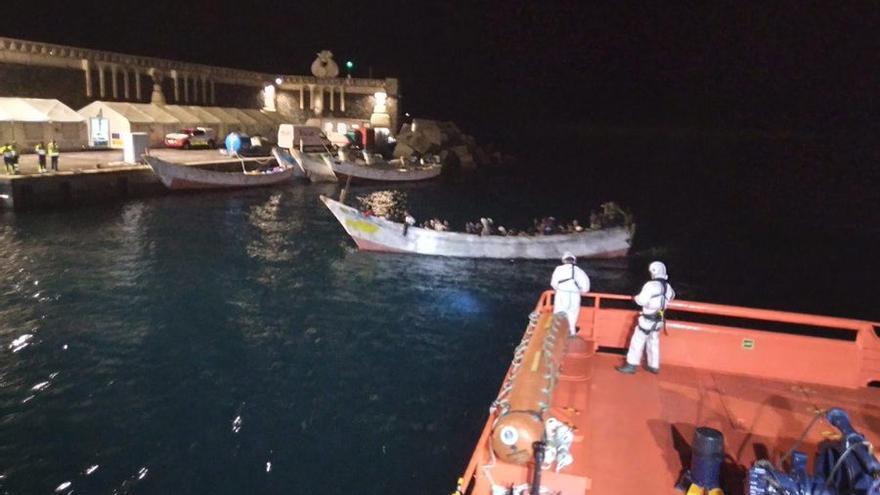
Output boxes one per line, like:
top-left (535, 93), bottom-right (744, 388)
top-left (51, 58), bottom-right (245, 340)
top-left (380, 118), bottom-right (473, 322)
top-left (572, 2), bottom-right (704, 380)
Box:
top-left (270, 147), bottom-right (307, 179)
top-left (323, 154), bottom-right (443, 182)
top-left (288, 149), bottom-right (337, 183)
top-left (145, 155), bottom-right (296, 190)
top-left (320, 195), bottom-right (631, 259)
top-left (454, 291), bottom-right (880, 495)
top-left (323, 149), bottom-right (442, 182)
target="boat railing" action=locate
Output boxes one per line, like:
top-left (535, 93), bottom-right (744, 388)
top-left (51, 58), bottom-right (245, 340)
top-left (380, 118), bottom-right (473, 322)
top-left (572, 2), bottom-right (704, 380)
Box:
top-left (536, 290), bottom-right (880, 389)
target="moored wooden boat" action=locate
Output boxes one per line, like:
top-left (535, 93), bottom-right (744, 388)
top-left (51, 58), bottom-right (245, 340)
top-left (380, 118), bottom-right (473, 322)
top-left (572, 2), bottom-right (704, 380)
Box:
top-left (454, 291), bottom-right (880, 495)
top-left (324, 155), bottom-right (443, 182)
top-left (320, 195), bottom-right (631, 259)
top-left (145, 155), bottom-right (296, 190)
top-left (270, 147), bottom-right (307, 179)
top-left (289, 149), bottom-right (337, 183)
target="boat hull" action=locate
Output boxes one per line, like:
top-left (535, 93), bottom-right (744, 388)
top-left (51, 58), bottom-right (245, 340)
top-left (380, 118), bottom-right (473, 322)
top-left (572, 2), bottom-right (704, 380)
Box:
top-left (320, 195), bottom-right (631, 259)
top-left (270, 147), bottom-right (307, 179)
top-left (289, 149), bottom-right (337, 183)
top-left (145, 156), bottom-right (296, 190)
top-left (457, 291), bottom-right (880, 495)
top-left (328, 158), bottom-right (442, 182)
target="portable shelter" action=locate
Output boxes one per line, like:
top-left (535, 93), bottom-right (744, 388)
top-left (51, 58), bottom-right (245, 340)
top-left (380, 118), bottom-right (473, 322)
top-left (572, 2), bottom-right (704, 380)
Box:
top-left (129, 104), bottom-right (180, 144)
top-left (222, 108), bottom-right (260, 136)
top-left (161, 105), bottom-right (202, 129)
top-left (202, 107), bottom-right (248, 137)
top-left (78, 102), bottom-right (185, 148)
top-left (240, 109), bottom-right (279, 137)
top-left (183, 106), bottom-right (225, 136)
top-left (0, 97), bottom-right (86, 150)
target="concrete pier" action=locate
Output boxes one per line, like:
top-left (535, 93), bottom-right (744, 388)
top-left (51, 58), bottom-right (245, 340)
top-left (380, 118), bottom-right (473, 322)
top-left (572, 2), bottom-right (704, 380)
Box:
top-left (0, 149), bottom-right (278, 210)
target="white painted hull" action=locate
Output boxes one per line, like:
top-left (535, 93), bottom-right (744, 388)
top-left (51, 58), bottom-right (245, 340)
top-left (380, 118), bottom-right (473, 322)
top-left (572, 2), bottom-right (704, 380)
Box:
top-left (270, 147), bottom-right (307, 179)
top-left (145, 156), bottom-right (296, 190)
top-left (328, 157), bottom-right (442, 182)
top-left (289, 149), bottom-right (337, 183)
top-left (320, 195), bottom-right (632, 259)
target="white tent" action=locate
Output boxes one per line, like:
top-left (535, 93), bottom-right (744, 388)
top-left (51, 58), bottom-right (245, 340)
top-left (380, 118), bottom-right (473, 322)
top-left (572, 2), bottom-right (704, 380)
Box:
top-left (78, 102), bottom-right (289, 149)
top-left (203, 107), bottom-right (248, 136)
top-left (78, 102), bottom-right (185, 148)
top-left (183, 106), bottom-right (225, 136)
top-left (241, 109), bottom-right (283, 137)
top-left (222, 108), bottom-right (261, 136)
top-left (161, 105), bottom-right (202, 129)
top-left (0, 97), bottom-right (86, 150)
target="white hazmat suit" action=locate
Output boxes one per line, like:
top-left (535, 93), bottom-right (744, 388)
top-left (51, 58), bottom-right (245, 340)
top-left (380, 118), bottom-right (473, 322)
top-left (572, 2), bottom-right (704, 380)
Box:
top-left (625, 263), bottom-right (675, 371)
top-left (550, 254), bottom-right (590, 336)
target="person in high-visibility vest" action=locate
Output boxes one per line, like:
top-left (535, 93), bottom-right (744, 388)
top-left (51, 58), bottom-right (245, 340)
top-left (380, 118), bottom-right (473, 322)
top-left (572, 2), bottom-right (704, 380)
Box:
top-left (35, 142), bottom-right (47, 172)
top-left (9, 142), bottom-right (19, 174)
top-left (48, 140), bottom-right (60, 171)
top-left (1, 143), bottom-right (12, 174)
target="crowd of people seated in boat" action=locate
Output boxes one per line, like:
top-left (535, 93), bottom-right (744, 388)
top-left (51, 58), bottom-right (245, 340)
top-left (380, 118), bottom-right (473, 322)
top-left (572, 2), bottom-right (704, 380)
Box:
top-left (421, 218), bottom-right (451, 231)
top-left (388, 202), bottom-right (632, 236)
top-left (365, 201), bottom-right (632, 236)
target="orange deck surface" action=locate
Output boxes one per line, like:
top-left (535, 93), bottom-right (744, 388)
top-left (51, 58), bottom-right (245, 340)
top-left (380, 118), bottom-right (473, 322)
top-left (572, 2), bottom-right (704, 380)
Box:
top-left (460, 293), bottom-right (880, 495)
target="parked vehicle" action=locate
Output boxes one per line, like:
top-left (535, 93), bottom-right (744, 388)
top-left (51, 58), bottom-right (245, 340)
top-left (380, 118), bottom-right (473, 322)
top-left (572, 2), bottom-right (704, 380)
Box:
top-left (164, 127), bottom-right (217, 149)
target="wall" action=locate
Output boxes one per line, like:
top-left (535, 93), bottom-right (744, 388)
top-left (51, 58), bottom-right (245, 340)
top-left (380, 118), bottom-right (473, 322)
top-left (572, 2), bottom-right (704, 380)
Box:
top-left (0, 36), bottom-right (398, 131)
top-left (0, 63), bottom-right (89, 109)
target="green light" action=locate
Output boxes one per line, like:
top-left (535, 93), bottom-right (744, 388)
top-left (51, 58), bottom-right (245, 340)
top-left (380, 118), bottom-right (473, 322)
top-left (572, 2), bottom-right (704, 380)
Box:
top-left (345, 60), bottom-right (354, 70)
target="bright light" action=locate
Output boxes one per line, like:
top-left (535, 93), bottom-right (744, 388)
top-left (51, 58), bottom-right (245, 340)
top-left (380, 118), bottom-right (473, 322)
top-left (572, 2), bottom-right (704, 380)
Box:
top-left (345, 60), bottom-right (354, 70)
top-left (262, 84), bottom-right (276, 112)
top-left (374, 91), bottom-right (387, 107)
top-left (275, 77), bottom-right (283, 85)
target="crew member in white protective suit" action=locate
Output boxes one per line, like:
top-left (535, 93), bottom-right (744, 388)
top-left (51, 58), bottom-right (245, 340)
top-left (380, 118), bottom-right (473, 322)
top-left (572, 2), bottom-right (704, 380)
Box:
top-left (617, 261), bottom-right (675, 374)
top-left (550, 252), bottom-right (590, 336)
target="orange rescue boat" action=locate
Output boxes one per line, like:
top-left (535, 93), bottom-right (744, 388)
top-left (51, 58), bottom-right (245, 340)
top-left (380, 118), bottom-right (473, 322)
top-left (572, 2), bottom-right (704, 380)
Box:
top-left (454, 291), bottom-right (880, 495)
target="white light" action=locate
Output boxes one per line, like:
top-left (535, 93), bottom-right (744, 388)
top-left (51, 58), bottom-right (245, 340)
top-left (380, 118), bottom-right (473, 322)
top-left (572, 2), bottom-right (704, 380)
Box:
top-left (275, 77), bottom-right (283, 85)
top-left (262, 84), bottom-right (277, 112)
top-left (373, 92), bottom-right (387, 107)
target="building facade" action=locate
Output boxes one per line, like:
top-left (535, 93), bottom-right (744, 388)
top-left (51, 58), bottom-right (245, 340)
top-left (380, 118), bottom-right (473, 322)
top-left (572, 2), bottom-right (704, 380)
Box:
top-left (0, 36), bottom-right (399, 141)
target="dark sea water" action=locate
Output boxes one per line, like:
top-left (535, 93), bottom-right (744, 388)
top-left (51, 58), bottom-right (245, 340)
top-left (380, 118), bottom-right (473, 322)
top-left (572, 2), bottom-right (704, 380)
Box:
top-left (0, 134), bottom-right (877, 494)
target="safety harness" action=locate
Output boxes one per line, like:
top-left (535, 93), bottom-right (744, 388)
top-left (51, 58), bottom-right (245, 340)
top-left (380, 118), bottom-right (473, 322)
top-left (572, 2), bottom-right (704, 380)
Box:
top-left (558, 264), bottom-right (582, 291)
top-left (638, 278), bottom-right (669, 334)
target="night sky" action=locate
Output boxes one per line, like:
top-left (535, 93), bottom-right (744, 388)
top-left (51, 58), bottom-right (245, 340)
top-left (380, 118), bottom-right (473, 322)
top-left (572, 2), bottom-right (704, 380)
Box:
top-left (2, 1), bottom-right (878, 134)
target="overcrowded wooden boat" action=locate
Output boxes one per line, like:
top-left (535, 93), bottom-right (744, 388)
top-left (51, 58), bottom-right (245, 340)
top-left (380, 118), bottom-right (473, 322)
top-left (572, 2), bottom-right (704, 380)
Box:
top-left (145, 155), bottom-right (296, 190)
top-left (320, 195), bottom-right (631, 259)
top-left (453, 291), bottom-right (880, 494)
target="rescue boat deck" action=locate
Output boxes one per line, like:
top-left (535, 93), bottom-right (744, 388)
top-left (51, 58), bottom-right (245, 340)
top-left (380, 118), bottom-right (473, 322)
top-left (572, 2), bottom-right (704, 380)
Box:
top-left (460, 292), bottom-right (880, 494)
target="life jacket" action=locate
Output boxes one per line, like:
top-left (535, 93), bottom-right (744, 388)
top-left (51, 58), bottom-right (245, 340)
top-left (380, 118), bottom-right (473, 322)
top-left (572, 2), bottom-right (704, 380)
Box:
top-left (638, 278), bottom-right (670, 333)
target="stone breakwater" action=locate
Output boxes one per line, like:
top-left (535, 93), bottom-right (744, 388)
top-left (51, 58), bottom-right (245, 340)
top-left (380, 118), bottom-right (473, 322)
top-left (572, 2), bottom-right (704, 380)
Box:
top-left (392, 119), bottom-right (512, 169)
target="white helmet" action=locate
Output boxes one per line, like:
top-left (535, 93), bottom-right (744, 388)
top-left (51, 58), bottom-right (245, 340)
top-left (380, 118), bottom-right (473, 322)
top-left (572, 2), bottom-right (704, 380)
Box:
top-left (649, 261), bottom-right (668, 279)
top-left (562, 251), bottom-right (576, 263)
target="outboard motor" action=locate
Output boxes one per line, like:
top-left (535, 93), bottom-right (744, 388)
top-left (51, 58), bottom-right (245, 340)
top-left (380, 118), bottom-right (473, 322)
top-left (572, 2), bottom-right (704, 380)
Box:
top-left (747, 408), bottom-right (880, 495)
top-left (678, 427), bottom-right (725, 494)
